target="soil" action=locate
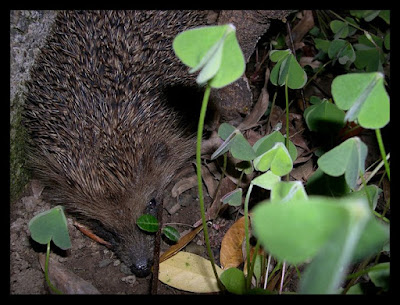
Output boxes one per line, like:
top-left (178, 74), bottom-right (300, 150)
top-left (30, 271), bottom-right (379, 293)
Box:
top-left (10, 173), bottom-right (237, 294)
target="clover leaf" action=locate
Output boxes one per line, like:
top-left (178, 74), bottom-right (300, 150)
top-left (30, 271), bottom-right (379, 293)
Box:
top-left (270, 49), bottom-right (307, 89)
top-left (331, 72), bottom-right (390, 129)
top-left (173, 24), bottom-right (245, 88)
top-left (28, 206), bottom-right (71, 250)
top-left (317, 137), bottom-right (368, 189)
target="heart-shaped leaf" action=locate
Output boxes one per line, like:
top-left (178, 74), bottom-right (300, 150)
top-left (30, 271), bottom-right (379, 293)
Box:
top-left (220, 267), bottom-right (246, 294)
top-left (270, 181), bottom-right (308, 203)
top-left (304, 99), bottom-right (346, 133)
top-left (28, 206), bottom-right (71, 250)
top-left (212, 123), bottom-right (256, 161)
top-left (354, 34), bottom-right (385, 72)
top-left (252, 197), bottom-right (350, 265)
top-left (253, 142), bottom-right (293, 176)
top-left (270, 50), bottom-right (307, 89)
top-left (221, 188), bottom-right (243, 206)
top-left (330, 20), bottom-right (349, 39)
top-left (253, 131), bottom-right (297, 162)
top-left (251, 170), bottom-right (281, 190)
top-left (331, 72), bottom-right (390, 129)
top-left (252, 195), bottom-right (388, 269)
top-left (317, 137), bottom-right (368, 189)
top-left (328, 39), bottom-right (356, 65)
top-left (173, 24), bottom-right (245, 88)
top-left (230, 133), bottom-right (257, 161)
top-left (306, 167), bottom-right (350, 197)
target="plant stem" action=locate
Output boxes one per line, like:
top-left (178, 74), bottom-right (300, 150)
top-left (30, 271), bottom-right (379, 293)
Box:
top-left (45, 242), bottom-right (62, 294)
top-left (285, 78), bottom-right (290, 151)
top-left (279, 262), bottom-right (286, 294)
top-left (304, 59), bottom-right (332, 89)
top-left (284, 77), bottom-right (290, 181)
top-left (375, 128), bottom-right (390, 181)
top-left (244, 183), bottom-right (253, 282)
top-left (263, 254), bottom-right (272, 289)
top-left (247, 239), bottom-right (261, 290)
top-left (196, 84), bottom-right (222, 289)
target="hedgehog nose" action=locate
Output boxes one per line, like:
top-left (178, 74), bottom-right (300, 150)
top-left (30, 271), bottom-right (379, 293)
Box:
top-left (130, 257), bottom-right (152, 277)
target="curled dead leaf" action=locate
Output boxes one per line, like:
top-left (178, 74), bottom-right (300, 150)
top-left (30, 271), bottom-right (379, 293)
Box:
top-left (220, 216), bottom-right (249, 270)
top-left (160, 225), bottom-right (203, 263)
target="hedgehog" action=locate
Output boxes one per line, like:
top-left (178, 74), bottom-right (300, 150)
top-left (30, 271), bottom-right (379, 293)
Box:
top-left (23, 10), bottom-right (211, 277)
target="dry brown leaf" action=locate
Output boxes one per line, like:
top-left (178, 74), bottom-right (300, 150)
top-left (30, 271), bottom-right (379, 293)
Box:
top-left (193, 177), bottom-right (237, 228)
top-left (238, 68), bottom-right (270, 131)
top-left (290, 159), bottom-right (314, 182)
top-left (202, 165), bottom-right (219, 198)
top-left (171, 175), bottom-right (198, 198)
top-left (220, 216), bottom-right (249, 270)
top-left (74, 221), bottom-right (112, 248)
top-left (300, 56), bottom-right (322, 69)
top-left (38, 254), bottom-right (100, 294)
top-left (160, 225), bottom-right (203, 263)
top-left (286, 10), bottom-right (314, 50)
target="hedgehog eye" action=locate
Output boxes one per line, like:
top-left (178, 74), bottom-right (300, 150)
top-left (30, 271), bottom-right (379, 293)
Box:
top-left (145, 198), bottom-right (158, 216)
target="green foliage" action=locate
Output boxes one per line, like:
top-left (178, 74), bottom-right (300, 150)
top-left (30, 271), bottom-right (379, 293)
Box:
top-left (313, 10), bottom-right (389, 72)
top-left (368, 262), bottom-right (390, 291)
top-left (136, 214), bottom-right (159, 233)
top-left (331, 72), bottom-right (390, 129)
top-left (253, 142), bottom-right (293, 176)
top-left (220, 267), bottom-right (246, 294)
top-left (304, 97), bottom-right (345, 133)
top-left (306, 168), bottom-right (350, 197)
top-left (211, 123), bottom-right (256, 161)
top-left (221, 188), bottom-right (243, 206)
top-left (252, 196), bottom-right (389, 293)
top-left (270, 49), bottom-right (307, 89)
top-left (318, 137), bottom-right (368, 190)
top-left (251, 170), bottom-right (281, 190)
top-left (173, 24), bottom-right (245, 88)
top-left (270, 181), bottom-right (308, 203)
top-left (253, 131), bottom-right (297, 162)
top-left (137, 214), bottom-right (181, 242)
top-left (328, 39), bottom-right (356, 65)
top-left (162, 226), bottom-right (180, 243)
top-left (28, 206), bottom-right (71, 250)
top-left (172, 12), bottom-right (390, 294)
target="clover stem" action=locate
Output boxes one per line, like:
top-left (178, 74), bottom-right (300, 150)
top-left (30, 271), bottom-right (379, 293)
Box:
top-left (244, 183), bottom-right (253, 286)
top-left (45, 242), bottom-right (62, 294)
top-left (246, 238), bottom-right (261, 290)
top-left (196, 84), bottom-right (222, 288)
top-left (284, 77), bottom-right (290, 181)
top-left (375, 128), bottom-right (390, 181)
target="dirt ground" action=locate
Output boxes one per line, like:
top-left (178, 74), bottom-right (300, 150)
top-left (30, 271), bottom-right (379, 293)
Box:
top-left (10, 172), bottom-right (238, 294)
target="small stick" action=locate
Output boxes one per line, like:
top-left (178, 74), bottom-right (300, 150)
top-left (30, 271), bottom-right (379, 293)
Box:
top-left (150, 200), bottom-right (164, 295)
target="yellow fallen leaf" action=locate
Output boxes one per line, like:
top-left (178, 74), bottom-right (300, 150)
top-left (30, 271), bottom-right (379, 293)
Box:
top-left (159, 251), bottom-right (223, 293)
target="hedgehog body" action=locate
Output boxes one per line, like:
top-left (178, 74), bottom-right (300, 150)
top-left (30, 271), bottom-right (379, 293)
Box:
top-left (24, 10), bottom-right (209, 277)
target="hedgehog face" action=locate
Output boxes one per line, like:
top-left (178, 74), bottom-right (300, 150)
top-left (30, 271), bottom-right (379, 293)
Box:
top-left (117, 198), bottom-right (159, 277)
top-left (89, 197), bottom-right (159, 278)
top-left (116, 226), bottom-right (155, 278)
